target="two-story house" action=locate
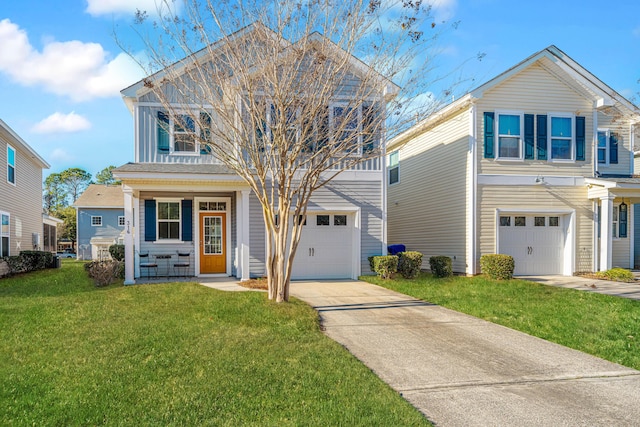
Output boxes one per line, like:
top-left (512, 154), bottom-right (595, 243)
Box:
top-left (0, 118), bottom-right (50, 258)
top-left (114, 24), bottom-right (394, 284)
top-left (74, 184), bottom-right (125, 260)
top-left (387, 46), bottom-right (640, 276)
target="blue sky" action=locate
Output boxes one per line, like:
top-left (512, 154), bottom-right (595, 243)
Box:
top-left (1, 0), bottom-right (638, 180)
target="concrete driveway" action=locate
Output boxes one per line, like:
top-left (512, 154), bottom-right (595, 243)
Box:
top-left (289, 280), bottom-right (640, 426)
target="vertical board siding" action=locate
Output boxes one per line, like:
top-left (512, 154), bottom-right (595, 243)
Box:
top-left (387, 109), bottom-right (470, 272)
top-left (0, 137), bottom-right (44, 256)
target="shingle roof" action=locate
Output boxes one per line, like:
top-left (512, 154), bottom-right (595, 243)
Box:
top-left (112, 162), bottom-right (235, 175)
top-left (74, 184), bottom-right (124, 208)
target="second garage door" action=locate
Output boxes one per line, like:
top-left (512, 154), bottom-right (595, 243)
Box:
top-left (498, 214), bottom-right (566, 275)
top-left (291, 212), bottom-right (354, 280)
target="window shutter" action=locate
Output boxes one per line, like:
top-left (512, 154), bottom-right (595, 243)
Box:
top-left (144, 200), bottom-right (156, 241)
top-left (619, 203), bottom-right (628, 238)
top-left (483, 112), bottom-right (495, 159)
top-left (610, 132), bottom-right (618, 164)
top-left (158, 111), bottom-right (170, 153)
top-left (181, 200), bottom-right (193, 241)
top-left (524, 114), bottom-right (534, 160)
top-left (536, 115), bottom-right (547, 160)
top-left (575, 116), bottom-right (585, 161)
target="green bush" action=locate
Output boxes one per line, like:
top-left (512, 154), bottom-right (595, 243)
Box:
top-left (429, 256), bottom-right (452, 278)
top-left (84, 260), bottom-right (124, 287)
top-left (595, 268), bottom-right (634, 282)
top-left (368, 256), bottom-right (377, 273)
top-left (109, 244), bottom-right (125, 261)
top-left (398, 251), bottom-right (423, 279)
top-left (1, 251), bottom-right (54, 277)
top-left (480, 254), bottom-right (515, 280)
top-left (371, 255), bottom-right (398, 279)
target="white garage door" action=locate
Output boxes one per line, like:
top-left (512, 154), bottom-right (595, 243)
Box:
top-left (291, 212), bottom-right (354, 280)
top-left (498, 214), bottom-right (565, 275)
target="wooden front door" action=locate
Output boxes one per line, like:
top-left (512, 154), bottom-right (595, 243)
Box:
top-left (200, 212), bottom-right (226, 274)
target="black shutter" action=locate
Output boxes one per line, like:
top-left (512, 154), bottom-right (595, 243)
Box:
top-left (144, 200), bottom-right (156, 241)
top-left (182, 200), bottom-right (193, 241)
top-left (536, 115), bottom-right (547, 160)
top-left (524, 114), bottom-right (534, 160)
top-left (158, 111), bottom-right (170, 153)
top-left (610, 132), bottom-right (618, 164)
top-left (575, 116), bottom-right (586, 161)
top-left (483, 112), bottom-right (495, 159)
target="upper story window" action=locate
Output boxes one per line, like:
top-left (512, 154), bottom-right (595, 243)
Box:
top-left (549, 115), bottom-right (574, 160)
top-left (157, 200), bottom-right (181, 240)
top-left (91, 216), bottom-right (103, 226)
top-left (118, 216), bottom-right (125, 227)
top-left (597, 129), bottom-right (609, 164)
top-left (7, 145), bottom-right (15, 185)
top-left (388, 150), bottom-right (399, 185)
top-left (158, 111), bottom-right (212, 155)
top-left (497, 113), bottom-right (522, 159)
top-left (331, 104), bottom-right (361, 155)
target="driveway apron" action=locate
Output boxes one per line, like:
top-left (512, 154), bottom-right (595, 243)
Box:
top-left (290, 280), bottom-right (640, 426)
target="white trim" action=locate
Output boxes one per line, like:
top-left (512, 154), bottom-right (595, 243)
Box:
top-left (0, 210), bottom-right (10, 257)
top-left (593, 110), bottom-right (598, 176)
top-left (381, 105), bottom-right (388, 256)
top-left (91, 216), bottom-right (103, 227)
top-left (468, 104), bottom-right (477, 275)
top-left (134, 104), bottom-right (140, 163)
top-left (547, 113), bottom-right (575, 162)
top-left (494, 110), bottom-right (524, 161)
top-left (630, 203), bottom-right (635, 269)
top-left (194, 196), bottom-right (232, 277)
top-left (155, 199), bottom-right (182, 241)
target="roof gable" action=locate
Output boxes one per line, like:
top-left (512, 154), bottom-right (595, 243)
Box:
top-left (0, 118), bottom-right (49, 169)
top-left (74, 184), bottom-right (124, 208)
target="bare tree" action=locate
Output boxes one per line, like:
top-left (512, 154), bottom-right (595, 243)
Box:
top-left (125, 0), bottom-right (448, 302)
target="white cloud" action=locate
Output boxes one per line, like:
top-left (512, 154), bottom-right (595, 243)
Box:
top-left (49, 148), bottom-right (74, 162)
top-left (33, 112), bottom-right (92, 134)
top-left (0, 19), bottom-right (143, 101)
top-left (86, 0), bottom-right (180, 17)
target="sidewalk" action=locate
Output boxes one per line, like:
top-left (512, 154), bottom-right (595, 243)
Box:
top-left (289, 280), bottom-right (640, 426)
top-left (520, 275), bottom-right (640, 300)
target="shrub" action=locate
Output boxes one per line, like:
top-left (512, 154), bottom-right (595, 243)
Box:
top-left (371, 255), bottom-right (398, 279)
top-left (398, 251), bottom-right (423, 279)
top-left (109, 244), bottom-right (125, 261)
top-left (85, 260), bottom-right (124, 287)
top-left (429, 256), bottom-right (452, 278)
top-left (1, 251), bottom-right (54, 277)
top-left (595, 268), bottom-right (634, 282)
top-left (368, 256), bottom-right (377, 273)
top-left (480, 254), bottom-right (515, 280)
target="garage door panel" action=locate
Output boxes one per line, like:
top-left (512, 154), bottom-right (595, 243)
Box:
top-left (498, 214), bottom-right (565, 275)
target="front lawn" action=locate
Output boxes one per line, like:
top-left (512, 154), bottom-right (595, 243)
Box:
top-left (362, 273), bottom-right (640, 370)
top-left (1, 262), bottom-right (429, 426)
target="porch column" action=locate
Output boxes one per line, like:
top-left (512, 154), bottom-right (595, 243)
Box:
top-left (236, 190), bottom-right (251, 281)
top-left (123, 188), bottom-right (135, 285)
top-left (599, 195), bottom-right (614, 271)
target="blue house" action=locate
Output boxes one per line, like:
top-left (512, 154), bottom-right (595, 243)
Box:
top-left (74, 184), bottom-right (124, 260)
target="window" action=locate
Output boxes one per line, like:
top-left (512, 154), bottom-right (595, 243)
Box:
top-left (173, 114), bottom-right (197, 152)
top-left (499, 216), bottom-right (511, 226)
top-left (1, 213), bottom-right (9, 257)
top-left (317, 215), bottom-right (330, 226)
top-left (331, 105), bottom-right (360, 154)
top-left (549, 217), bottom-right (559, 227)
top-left (612, 206), bottom-right (618, 238)
top-left (334, 215), bottom-right (347, 226)
top-left (514, 216), bottom-right (526, 227)
top-left (549, 115), bottom-right (573, 160)
top-left (157, 201), bottom-right (181, 240)
top-left (389, 151), bottom-right (399, 185)
top-left (7, 145), bottom-right (15, 184)
top-left (157, 111), bottom-right (202, 154)
top-left (497, 113), bottom-right (522, 159)
top-left (597, 204), bottom-right (627, 238)
top-left (91, 216), bottom-right (103, 226)
top-left (597, 129), bottom-right (609, 164)
top-left (534, 217), bottom-right (545, 227)
top-left (199, 201), bottom-right (226, 211)
top-left (118, 216), bottom-right (125, 227)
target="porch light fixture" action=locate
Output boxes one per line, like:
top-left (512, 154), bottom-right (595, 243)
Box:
top-left (535, 175), bottom-right (545, 185)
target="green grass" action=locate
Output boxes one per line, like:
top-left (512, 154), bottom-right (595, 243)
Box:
top-left (362, 273), bottom-right (640, 370)
top-left (1, 262), bottom-right (430, 426)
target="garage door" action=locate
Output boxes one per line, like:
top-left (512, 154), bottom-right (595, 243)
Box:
top-left (290, 212), bottom-right (354, 280)
top-left (498, 214), bottom-right (565, 275)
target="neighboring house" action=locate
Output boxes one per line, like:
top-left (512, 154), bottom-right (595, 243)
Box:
top-left (0, 118), bottom-right (50, 257)
top-left (387, 46), bottom-right (640, 276)
top-left (114, 25), bottom-right (394, 284)
top-left (74, 184), bottom-right (125, 260)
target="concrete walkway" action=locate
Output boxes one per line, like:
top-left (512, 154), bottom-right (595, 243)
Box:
top-left (288, 280), bottom-right (640, 426)
top-left (521, 275), bottom-right (640, 300)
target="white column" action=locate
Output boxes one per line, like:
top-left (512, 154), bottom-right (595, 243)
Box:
top-left (240, 190), bottom-right (251, 281)
top-left (600, 195), bottom-right (614, 271)
top-left (123, 189), bottom-right (135, 285)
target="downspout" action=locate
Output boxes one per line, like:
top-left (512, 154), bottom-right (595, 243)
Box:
top-left (468, 103), bottom-right (477, 275)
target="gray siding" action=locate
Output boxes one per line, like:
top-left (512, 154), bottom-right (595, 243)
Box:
top-left (0, 136), bottom-right (45, 256)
